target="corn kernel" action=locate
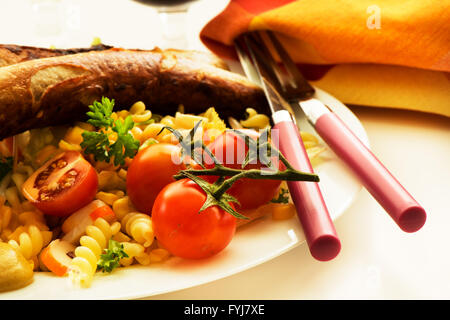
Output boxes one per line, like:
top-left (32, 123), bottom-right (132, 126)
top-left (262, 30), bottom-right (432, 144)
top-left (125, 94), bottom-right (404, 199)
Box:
top-left (272, 203), bottom-right (296, 220)
top-left (64, 126), bottom-right (85, 145)
top-left (58, 139), bottom-right (82, 152)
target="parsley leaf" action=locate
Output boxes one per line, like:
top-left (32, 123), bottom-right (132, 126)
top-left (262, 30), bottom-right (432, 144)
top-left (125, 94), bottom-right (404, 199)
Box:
top-left (97, 239), bottom-right (129, 273)
top-left (85, 97), bottom-right (114, 129)
top-left (0, 157), bottom-right (13, 181)
top-left (80, 97), bottom-right (140, 166)
top-left (81, 131), bottom-right (110, 163)
top-left (271, 188), bottom-right (290, 204)
top-left (110, 115), bottom-right (140, 165)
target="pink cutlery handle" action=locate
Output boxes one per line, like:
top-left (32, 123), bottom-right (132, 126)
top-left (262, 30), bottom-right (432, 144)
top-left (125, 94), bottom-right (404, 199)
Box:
top-left (315, 112), bottom-right (426, 233)
top-left (273, 120), bottom-right (341, 261)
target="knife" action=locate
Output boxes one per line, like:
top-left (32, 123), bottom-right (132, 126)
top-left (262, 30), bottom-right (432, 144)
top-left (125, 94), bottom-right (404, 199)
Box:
top-left (261, 30), bottom-right (427, 233)
top-left (235, 36), bottom-right (341, 262)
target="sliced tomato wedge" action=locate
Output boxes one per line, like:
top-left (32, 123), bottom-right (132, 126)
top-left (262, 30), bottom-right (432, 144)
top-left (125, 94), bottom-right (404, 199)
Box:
top-left (22, 151), bottom-right (98, 216)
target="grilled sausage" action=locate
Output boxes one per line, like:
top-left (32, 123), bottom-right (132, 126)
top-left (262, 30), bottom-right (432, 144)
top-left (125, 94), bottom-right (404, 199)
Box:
top-left (0, 44), bottom-right (113, 67)
top-left (0, 47), bottom-right (268, 139)
top-left (0, 44), bottom-right (229, 69)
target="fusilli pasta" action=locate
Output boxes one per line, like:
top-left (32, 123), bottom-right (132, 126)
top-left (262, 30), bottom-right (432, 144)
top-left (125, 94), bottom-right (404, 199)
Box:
top-left (8, 225), bottom-right (52, 270)
top-left (120, 242), bottom-right (150, 267)
top-left (121, 212), bottom-right (154, 248)
top-left (0, 97), bottom-right (326, 291)
top-left (69, 217), bottom-right (121, 287)
top-left (112, 196), bottom-right (154, 247)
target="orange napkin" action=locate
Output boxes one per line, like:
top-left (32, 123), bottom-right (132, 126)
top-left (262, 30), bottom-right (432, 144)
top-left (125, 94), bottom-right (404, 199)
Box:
top-left (200, 0), bottom-right (450, 117)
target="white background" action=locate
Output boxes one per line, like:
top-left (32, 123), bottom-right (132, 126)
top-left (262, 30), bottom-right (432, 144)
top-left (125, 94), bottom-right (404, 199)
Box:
top-left (0, 0), bottom-right (449, 299)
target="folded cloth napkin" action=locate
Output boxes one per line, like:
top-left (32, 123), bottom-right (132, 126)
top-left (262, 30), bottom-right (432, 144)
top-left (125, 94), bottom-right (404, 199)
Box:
top-left (200, 0), bottom-right (450, 117)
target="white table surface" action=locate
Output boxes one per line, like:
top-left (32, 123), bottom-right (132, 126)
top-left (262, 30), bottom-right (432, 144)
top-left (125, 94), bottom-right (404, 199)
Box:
top-left (1, 0), bottom-right (449, 300)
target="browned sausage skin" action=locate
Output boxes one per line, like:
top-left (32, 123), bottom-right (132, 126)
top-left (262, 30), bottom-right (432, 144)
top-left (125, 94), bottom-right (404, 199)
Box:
top-left (0, 47), bottom-right (268, 139)
top-left (0, 44), bottom-right (113, 67)
top-left (0, 44), bottom-right (229, 70)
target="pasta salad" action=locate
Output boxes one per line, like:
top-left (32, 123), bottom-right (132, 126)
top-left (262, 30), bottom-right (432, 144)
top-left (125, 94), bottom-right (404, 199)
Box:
top-left (0, 98), bottom-right (325, 292)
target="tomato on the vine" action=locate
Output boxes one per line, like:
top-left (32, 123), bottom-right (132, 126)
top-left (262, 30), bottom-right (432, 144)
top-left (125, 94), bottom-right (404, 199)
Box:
top-left (22, 151), bottom-right (98, 216)
top-left (205, 130), bottom-right (282, 210)
top-left (126, 143), bottom-right (187, 214)
top-left (152, 178), bottom-right (237, 259)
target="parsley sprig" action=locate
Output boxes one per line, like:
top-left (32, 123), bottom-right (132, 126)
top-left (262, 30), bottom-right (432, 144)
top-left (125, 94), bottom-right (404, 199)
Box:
top-left (271, 188), bottom-right (290, 204)
top-left (97, 239), bottom-right (129, 273)
top-left (81, 97), bottom-right (140, 166)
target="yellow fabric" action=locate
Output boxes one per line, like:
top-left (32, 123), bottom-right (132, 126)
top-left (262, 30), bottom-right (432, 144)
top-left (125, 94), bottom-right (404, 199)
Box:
top-left (200, 0), bottom-right (450, 117)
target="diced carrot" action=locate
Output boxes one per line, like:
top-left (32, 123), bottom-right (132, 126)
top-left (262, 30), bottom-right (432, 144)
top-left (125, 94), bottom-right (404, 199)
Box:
top-left (272, 203), bottom-right (296, 220)
top-left (89, 205), bottom-right (116, 222)
top-left (40, 240), bottom-right (76, 277)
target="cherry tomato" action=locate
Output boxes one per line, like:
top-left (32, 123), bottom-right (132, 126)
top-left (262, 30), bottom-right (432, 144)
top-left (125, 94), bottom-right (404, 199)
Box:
top-left (126, 143), bottom-right (186, 214)
top-left (22, 151), bottom-right (98, 216)
top-left (152, 178), bottom-right (237, 259)
top-left (205, 130), bottom-right (282, 210)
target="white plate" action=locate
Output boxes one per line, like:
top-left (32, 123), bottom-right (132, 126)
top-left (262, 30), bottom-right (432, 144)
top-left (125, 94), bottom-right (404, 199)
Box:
top-left (0, 86), bottom-right (369, 300)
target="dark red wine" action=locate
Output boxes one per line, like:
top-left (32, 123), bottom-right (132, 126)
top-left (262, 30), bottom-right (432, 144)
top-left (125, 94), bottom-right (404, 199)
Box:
top-left (133, 0), bottom-right (198, 7)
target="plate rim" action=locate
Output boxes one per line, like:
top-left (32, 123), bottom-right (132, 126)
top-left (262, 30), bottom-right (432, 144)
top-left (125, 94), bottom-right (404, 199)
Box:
top-left (0, 86), bottom-right (368, 300)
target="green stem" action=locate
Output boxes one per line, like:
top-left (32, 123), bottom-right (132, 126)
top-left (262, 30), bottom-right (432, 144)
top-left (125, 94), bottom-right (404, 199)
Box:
top-left (165, 123), bottom-right (320, 219)
top-left (174, 166), bottom-right (318, 183)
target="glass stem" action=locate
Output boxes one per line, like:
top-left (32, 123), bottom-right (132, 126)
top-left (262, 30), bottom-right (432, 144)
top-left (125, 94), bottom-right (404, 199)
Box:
top-left (157, 7), bottom-right (189, 49)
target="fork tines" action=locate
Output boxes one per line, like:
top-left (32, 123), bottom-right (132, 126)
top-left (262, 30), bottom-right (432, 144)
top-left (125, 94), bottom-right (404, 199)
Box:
top-left (241, 31), bottom-right (316, 102)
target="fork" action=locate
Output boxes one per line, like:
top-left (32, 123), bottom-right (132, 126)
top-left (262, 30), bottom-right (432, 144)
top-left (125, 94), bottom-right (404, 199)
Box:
top-left (236, 34), bottom-right (341, 262)
top-left (249, 30), bottom-right (427, 233)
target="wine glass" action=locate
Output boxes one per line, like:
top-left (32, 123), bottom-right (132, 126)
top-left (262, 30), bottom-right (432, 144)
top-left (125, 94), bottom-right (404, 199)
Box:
top-left (132, 0), bottom-right (199, 49)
